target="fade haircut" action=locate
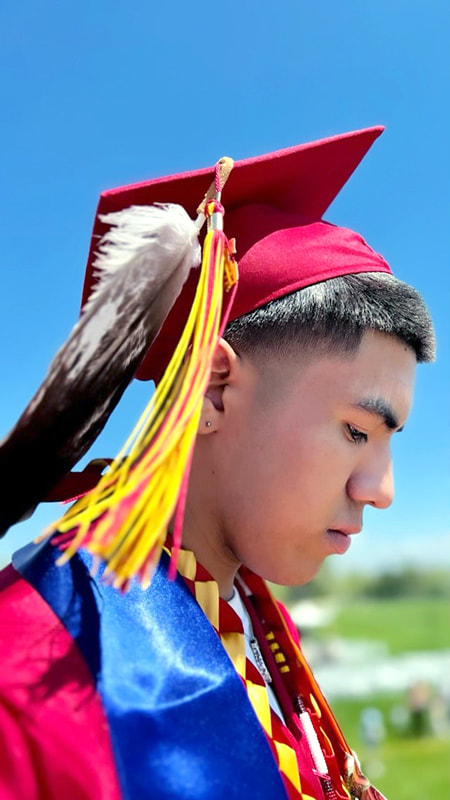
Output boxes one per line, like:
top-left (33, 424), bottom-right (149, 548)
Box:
top-left (223, 273), bottom-right (435, 363)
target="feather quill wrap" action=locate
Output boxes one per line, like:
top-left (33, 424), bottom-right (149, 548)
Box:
top-left (0, 203), bottom-right (201, 535)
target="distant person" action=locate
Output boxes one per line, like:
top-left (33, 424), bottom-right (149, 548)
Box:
top-left (408, 681), bottom-right (432, 736)
top-left (0, 127), bottom-right (435, 799)
top-left (360, 707), bottom-right (386, 778)
top-left (361, 707), bottom-right (386, 750)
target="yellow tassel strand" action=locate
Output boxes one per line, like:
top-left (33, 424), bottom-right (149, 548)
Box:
top-left (48, 192), bottom-right (238, 590)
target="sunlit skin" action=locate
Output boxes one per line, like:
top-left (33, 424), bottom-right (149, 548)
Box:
top-left (181, 330), bottom-right (417, 599)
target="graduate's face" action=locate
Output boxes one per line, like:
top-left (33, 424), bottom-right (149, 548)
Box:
top-left (199, 330), bottom-right (416, 586)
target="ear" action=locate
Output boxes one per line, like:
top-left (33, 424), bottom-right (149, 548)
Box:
top-left (198, 338), bottom-right (240, 434)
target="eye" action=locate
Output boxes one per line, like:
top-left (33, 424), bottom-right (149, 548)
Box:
top-left (346, 424), bottom-right (368, 445)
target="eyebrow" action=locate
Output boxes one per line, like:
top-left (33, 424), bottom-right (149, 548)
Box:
top-left (351, 398), bottom-right (404, 432)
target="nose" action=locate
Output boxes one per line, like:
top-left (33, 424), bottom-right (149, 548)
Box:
top-left (347, 450), bottom-right (394, 510)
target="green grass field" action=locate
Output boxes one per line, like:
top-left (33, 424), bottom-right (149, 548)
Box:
top-left (322, 597), bottom-right (450, 653)
top-left (332, 694), bottom-right (450, 799)
top-left (319, 599), bottom-right (450, 798)
top-left (284, 596), bottom-right (450, 797)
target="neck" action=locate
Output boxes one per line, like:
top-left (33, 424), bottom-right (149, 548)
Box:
top-left (176, 433), bottom-right (242, 599)
top-left (181, 511), bottom-right (240, 600)
top-left (179, 456), bottom-right (241, 599)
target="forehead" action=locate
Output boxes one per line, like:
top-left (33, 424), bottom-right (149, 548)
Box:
top-left (259, 331), bottom-right (417, 421)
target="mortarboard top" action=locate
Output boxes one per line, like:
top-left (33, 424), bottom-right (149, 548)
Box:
top-left (82, 126), bottom-right (392, 383)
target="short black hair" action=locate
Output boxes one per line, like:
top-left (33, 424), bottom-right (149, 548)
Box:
top-left (223, 273), bottom-right (435, 363)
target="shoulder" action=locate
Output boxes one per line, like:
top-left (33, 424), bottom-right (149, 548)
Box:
top-left (0, 556), bottom-right (122, 800)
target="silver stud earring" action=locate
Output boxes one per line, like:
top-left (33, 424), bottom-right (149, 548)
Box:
top-left (205, 421), bottom-right (212, 428)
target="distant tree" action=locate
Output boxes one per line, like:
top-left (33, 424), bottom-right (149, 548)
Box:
top-left (271, 566), bottom-right (450, 603)
top-left (361, 567), bottom-right (450, 599)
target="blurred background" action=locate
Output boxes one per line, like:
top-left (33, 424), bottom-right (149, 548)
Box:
top-left (0, 1), bottom-right (449, 797)
top-left (271, 563), bottom-right (449, 798)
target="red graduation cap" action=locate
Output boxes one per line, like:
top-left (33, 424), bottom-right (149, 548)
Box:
top-left (81, 125), bottom-right (391, 384)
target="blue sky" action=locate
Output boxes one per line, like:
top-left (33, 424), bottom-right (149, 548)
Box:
top-left (0, 0), bottom-right (448, 571)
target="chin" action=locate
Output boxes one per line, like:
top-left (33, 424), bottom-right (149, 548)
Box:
top-left (263, 561), bottom-right (322, 588)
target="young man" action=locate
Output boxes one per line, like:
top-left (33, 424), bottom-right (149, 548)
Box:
top-left (0, 127), bottom-right (435, 799)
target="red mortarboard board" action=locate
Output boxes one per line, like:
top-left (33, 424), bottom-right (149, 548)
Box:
top-left (82, 126), bottom-right (391, 383)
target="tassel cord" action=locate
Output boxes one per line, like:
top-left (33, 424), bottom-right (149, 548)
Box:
top-left (100, 299), bottom-right (218, 577)
top-left (56, 233), bottom-right (215, 536)
top-left (100, 406), bottom-right (202, 578)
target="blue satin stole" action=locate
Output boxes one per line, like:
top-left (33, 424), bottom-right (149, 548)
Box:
top-left (13, 540), bottom-right (288, 799)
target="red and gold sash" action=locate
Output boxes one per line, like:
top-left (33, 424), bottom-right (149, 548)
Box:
top-left (171, 544), bottom-right (387, 800)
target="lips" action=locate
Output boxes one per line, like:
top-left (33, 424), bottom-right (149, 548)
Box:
top-left (326, 529), bottom-right (353, 554)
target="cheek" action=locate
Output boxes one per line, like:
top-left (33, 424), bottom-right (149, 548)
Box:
top-left (228, 423), bottom-right (319, 511)
top-left (221, 395), bottom-right (354, 524)
top-left (255, 429), bottom-right (355, 530)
